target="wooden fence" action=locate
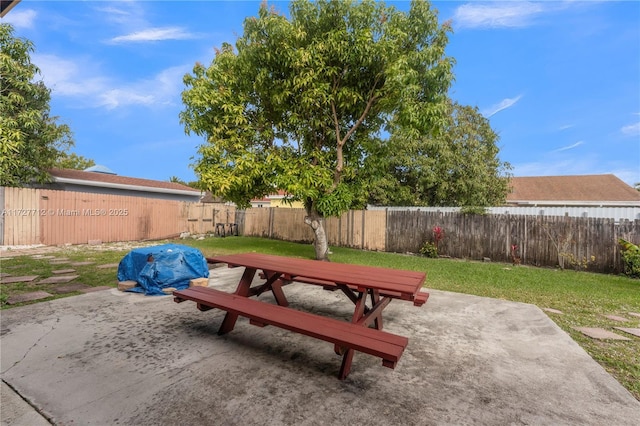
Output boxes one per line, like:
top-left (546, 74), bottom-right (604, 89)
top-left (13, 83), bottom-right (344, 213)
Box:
top-left (1, 187), bottom-right (236, 246)
top-left (4, 186), bottom-right (638, 274)
top-left (237, 208), bottom-right (640, 274)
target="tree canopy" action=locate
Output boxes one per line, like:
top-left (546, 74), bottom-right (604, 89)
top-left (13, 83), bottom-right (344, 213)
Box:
top-left (366, 100), bottom-right (512, 207)
top-left (181, 0), bottom-right (455, 259)
top-left (1, 23), bottom-right (75, 186)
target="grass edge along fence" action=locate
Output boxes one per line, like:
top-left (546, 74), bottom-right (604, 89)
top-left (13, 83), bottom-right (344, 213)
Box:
top-left (236, 208), bottom-right (640, 275)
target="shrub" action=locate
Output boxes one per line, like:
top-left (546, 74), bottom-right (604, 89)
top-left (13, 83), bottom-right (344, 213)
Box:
top-left (618, 239), bottom-right (640, 279)
top-left (621, 250), bottom-right (640, 278)
top-left (419, 241), bottom-right (438, 258)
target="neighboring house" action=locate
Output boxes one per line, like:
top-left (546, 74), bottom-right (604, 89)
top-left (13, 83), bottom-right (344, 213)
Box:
top-left (250, 190), bottom-right (304, 208)
top-left (41, 167), bottom-right (202, 202)
top-left (506, 174), bottom-right (640, 207)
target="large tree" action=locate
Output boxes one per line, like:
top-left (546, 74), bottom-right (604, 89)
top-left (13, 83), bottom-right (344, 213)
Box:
top-left (181, 0), bottom-right (453, 260)
top-left (53, 152), bottom-right (95, 170)
top-left (1, 23), bottom-right (74, 186)
top-left (367, 100), bottom-right (512, 206)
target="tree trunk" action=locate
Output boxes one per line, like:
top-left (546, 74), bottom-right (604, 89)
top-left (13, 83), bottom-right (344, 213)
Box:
top-left (304, 210), bottom-right (330, 261)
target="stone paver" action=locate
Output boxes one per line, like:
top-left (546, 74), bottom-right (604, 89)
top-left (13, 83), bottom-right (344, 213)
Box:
top-left (52, 269), bottom-right (76, 274)
top-left (31, 255), bottom-right (56, 259)
top-left (573, 327), bottom-right (631, 341)
top-left (6, 291), bottom-right (53, 305)
top-left (79, 286), bottom-right (112, 293)
top-left (37, 275), bottom-right (79, 284)
top-left (614, 327), bottom-right (640, 338)
top-left (0, 275), bottom-right (39, 284)
top-left (542, 308), bottom-right (563, 314)
top-left (51, 283), bottom-right (91, 294)
top-left (70, 261), bottom-right (95, 266)
top-left (97, 263), bottom-right (119, 269)
top-left (603, 314), bottom-right (629, 322)
top-left (0, 272), bottom-right (11, 277)
top-left (628, 312), bottom-right (640, 319)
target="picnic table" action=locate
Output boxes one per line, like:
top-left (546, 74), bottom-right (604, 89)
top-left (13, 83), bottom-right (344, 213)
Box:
top-left (173, 253), bottom-right (428, 379)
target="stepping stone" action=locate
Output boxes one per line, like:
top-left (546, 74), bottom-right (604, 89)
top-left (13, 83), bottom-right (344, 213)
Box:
top-left (49, 260), bottom-right (70, 265)
top-left (97, 263), bottom-right (119, 269)
top-left (70, 261), bottom-right (95, 266)
top-left (614, 327), bottom-right (640, 338)
top-left (573, 327), bottom-right (631, 341)
top-left (0, 273), bottom-right (11, 278)
top-left (628, 312), bottom-right (640, 319)
top-left (80, 286), bottom-right (112, 293)
top-left (37, 275), bottom-right (79, 284)
top-left (32, 255), bottom-right (55, 259)
top-left (52, 269), bottom-right (76, 274)
top-left (50, 283), bottom-right (91, 294)
top-left (603, 315), bottom-right (629, 322)
top-left (0, 275), bottom-right (39, 284)
top-left (6, 291), bottom-right (53, 305)
top-left (542, 308), bottom-right (563, 314)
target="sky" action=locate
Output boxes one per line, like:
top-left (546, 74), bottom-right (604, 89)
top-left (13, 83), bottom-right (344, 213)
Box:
top-left (2, 0), bottom-right (639, 186)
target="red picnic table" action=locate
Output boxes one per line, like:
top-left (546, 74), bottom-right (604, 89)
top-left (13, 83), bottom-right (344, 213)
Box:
top-left (173, 253), bottom-right (428, 379)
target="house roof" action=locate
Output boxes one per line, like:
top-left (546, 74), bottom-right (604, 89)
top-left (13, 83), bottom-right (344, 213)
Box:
top-left (507, 174), bottom-right (640, 206)
top-left (48, 168), bottom-right (201, 196)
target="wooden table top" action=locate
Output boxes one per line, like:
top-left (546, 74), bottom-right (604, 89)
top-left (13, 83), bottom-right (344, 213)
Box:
top-left (207, 253), bottom-right (426, 298)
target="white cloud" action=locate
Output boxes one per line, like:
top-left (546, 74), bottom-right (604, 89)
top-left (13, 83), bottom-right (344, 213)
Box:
top-left (561, 141), bottom-right (586, 151)
top-left (621, 122), bottom-right (640, 137)
top-left (558, 124), bottom-right (574, 131)
top-left (553, 141), bottom-right (584, 152)
top-left (453, 2), bottom-right (546, 29)
top-left (482, 95), bottom-right (523, 117)
top-left (32, 53), bottom-right (188, 110)
top-left (1, 9), bottom-right (37, 29)
top-left (109, 27), bottom-right (196, 43)
top-left (97, 65), bottom-right (189, 109)
top-left (32, 54), bottom-right (107, 97)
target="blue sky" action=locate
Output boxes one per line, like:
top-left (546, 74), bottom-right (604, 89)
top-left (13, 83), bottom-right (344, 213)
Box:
top-left (3, 1), bottom-right (639, 186)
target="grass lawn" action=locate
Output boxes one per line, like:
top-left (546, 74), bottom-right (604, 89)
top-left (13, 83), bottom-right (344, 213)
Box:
top-left (1, 236), bottom-right (638, 400)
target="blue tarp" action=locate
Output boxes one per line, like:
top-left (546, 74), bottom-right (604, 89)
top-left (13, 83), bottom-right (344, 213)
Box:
top-left (117, 244), bottom-right (209, 296)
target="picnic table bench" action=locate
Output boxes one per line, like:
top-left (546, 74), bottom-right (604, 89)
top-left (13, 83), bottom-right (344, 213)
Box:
top-left (173, 253), bottom-right (428, 379)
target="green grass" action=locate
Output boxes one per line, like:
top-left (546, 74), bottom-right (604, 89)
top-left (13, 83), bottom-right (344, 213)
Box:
top-left (1, 236), bottom-right (638, 400)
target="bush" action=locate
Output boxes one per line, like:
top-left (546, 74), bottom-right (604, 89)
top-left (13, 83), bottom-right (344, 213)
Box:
top-left (619, 238), bottom-right (640, 279)
top-left (621, 250), bottom-right (640, 278)
top-left (419, 241), bottom-right (438, 258)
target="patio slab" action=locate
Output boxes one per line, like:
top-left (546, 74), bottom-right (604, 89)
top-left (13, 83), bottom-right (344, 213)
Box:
top-left (51, 269), bottom-right (76, 275)
top-left (614, 328), bottom-right (640, 338)
top-left (1, 267), bottom-right (639, 426)
top-left (70, 261), bottom-right (95, 266)
top-left (5, 291), bottom-right (52, 305)
top-left (603, 314), bottom-right (630, 322)
top-left (574, 327), bottom-right (631, 341)
top-left (96, 263), bottom-right (120, 269)
top-left (0, 275), bottom-right (39, 285)
top-left (37, 275), bottom-right (79, 284)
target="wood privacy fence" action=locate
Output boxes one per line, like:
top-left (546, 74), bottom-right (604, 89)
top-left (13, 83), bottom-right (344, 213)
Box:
top-left (1, 187), bottom-right (235, 246)
top-left (237, 208), bottom-right (640, 274)
top-left (4, 186), bottom-right (639, 274)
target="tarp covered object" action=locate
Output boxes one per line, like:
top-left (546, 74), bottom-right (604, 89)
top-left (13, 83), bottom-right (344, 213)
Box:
top-left (117, 244), bottom-right (209, 296)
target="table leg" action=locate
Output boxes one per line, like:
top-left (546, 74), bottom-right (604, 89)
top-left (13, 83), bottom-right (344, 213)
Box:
top-left (338, 348), bottom-right (355, 380)
top-left (218, 267), bottom-right (257, 335)
top-left (369, 289), bottom-right (383, 330)
top-left (334, 291), bottom-right (368, 356)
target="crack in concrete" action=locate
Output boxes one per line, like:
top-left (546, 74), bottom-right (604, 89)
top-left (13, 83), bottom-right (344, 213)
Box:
top-left (1, 316), bottom-right (61, 375)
